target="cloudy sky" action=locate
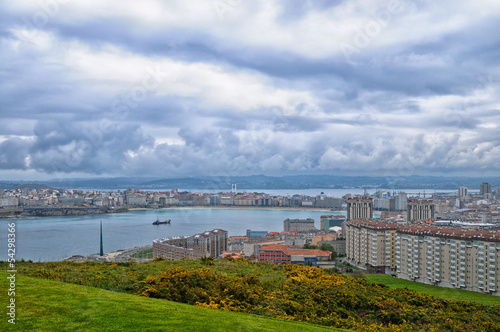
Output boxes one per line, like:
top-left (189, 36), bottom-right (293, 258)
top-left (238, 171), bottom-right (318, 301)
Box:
top-left (1, 0), bottom-right (499, 180)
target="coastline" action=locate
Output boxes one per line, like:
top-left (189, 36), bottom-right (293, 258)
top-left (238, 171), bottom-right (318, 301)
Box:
top-left (0, 205), bottom-right (346, 220)
top-left (129, 206), bottom-right (346, 213)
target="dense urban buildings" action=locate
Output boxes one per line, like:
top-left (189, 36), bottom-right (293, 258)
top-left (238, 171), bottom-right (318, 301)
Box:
top-left (2, 182), bottom-right (500, 291)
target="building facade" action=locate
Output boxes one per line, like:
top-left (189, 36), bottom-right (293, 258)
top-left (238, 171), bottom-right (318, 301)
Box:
top-left (315, 196), bottom-right (342, 209)
top-left (345, 219), bottom-right (399, 274)
top-left (258, 244), bottom-right (331, 266)
top-left (396, 226), bottom-right (500, 295)
top-left (394, 192), bottom-right (408, 211)
top-left (458, 187), bottom-right (468, 198)
top-left (480, 182), bottom-right (492, 195)
top-left (320, 215), bottom-right (346, 232)
top-left (283, 218), bottom-right (316, 232)
top-left (153, 229), bottom-right (228, 259)
top-left (407, 200), bottom-right (435, 221)
top-left (347, 198), bottom-right (373, 220)
top-left (346, 219), bottom-right (500, 295)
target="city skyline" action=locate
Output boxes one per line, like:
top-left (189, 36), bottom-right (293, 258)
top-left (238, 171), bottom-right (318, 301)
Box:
top-left (1, 1), bottom-right (500, 180)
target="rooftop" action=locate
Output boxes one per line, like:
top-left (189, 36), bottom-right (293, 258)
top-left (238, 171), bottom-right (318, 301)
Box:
top-left (346, 219), bottom-right (400, 230)
top-left (398, 225), bottom-right (500, 243)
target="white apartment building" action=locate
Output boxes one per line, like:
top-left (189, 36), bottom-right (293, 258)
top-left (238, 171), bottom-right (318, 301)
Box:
top-left (346, 219), bottom-right (500, 295)
top-left (396, 226), bottom-right (500, 295)
top-left (346, 219), bottom-right (399, 274)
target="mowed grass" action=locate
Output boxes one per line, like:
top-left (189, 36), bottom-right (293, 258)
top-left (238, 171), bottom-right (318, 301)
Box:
top-left (367, 274), bottom-right (500, 306)
top-left (0, 271), bottom-right (342, 332)
top-left (130, 248), bottom-right (153, 259)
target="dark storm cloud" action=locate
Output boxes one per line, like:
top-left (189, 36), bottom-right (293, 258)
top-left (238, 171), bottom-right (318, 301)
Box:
top-left (28, 121), bottom-right (154, 174)
top-left (0, 138), bottom-right (30, 170)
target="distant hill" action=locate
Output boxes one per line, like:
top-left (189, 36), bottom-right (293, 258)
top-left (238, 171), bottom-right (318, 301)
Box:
top-left (0, 182), bottom-right (52, 190)
top-left (1, 175), bottom-right (498, 190)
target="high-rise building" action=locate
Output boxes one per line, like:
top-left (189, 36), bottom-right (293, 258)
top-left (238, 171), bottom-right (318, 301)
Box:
top-left (210, 195), bottom-right (220, 205)
top-left (458, 187), bottom-right (468, 198)
top-left (407, 200), bottom-right (435, 221)
top-left (345, 219), bottom-right (399, 274)
top-left (394, 192), bottom-right (407, 211)
top-left (480, 182), bottom-right (492, 195)
top-left (347, 198), bottom-right (373, 220)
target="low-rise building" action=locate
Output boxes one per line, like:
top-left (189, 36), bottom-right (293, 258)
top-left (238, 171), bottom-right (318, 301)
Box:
top-left (258, 244), bottom-right (331, 266)
top-left (284, 218), bottom-right (316, 232)
top-left (320, 215), bottom-right (346, 232)
top-left (315, 196), bottom-right (342, 209)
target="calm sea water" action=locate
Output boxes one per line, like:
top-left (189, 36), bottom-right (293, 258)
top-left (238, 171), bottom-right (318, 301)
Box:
top-left (1, 208), bottom-right (350, 262)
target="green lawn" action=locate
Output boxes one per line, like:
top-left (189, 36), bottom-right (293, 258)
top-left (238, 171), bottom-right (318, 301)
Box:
top-left (130, 248), bottom-right (153, 259)
top-left (367, 274), bottom-right (500, 306)
top-left (0, 271), bottom-right (342, 332)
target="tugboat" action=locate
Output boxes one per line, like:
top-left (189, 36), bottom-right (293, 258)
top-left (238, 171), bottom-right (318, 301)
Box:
top-left (152, 217), bottom-right (171, 225)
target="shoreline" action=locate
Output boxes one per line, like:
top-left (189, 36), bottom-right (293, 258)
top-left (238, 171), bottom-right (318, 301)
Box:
top-left (1, 205), bottom-right (348, 220)
top-left (129, 206), bottom-right (346, 213)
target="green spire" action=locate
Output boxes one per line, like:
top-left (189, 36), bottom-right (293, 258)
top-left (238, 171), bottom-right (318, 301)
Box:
top-left (100, 220), bottom-right (103, 256)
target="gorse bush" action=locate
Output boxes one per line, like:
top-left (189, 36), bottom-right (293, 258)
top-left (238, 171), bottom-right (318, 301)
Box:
top-left (14, 259), bottom-right (500, 332)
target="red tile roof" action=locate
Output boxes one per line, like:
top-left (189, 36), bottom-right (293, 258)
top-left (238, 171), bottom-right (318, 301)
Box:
top-left (286, 249), bottom-right (331, 256)
top-left (259, 244), bottom-right (290, 251)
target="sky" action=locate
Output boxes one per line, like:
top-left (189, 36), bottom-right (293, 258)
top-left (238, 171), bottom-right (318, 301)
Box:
top-left (0, 0), bottom-right (499, 181)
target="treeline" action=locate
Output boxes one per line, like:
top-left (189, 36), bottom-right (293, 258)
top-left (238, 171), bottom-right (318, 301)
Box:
top-left (15, 259), bottom-right (500, 331)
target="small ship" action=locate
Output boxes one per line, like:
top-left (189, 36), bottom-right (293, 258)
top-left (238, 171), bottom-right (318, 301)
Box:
top-left (152, 218), bottom-right (171, 225)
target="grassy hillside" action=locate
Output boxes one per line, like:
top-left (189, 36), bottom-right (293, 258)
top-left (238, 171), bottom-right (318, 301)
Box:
top-left (0, 271), bottom-right (340, 332)
top-left (367, 274), bottom-right (500, 306)
top-left (6, 259), bottom-right (500, 331)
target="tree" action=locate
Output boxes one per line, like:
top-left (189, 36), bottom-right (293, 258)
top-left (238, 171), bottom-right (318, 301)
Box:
top-left (318, 243), bottom-right (338, 260)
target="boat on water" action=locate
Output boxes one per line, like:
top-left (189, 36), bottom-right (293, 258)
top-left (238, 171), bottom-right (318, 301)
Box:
top-left (152, 218), bottom-right (171, 225)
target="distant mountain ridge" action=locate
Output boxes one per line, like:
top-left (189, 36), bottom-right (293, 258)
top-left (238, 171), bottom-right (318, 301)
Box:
top-left (1, 175), bottom-right (498, 190)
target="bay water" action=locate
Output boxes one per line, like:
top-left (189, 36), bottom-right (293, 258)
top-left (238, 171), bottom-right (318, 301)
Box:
top-left (1, 208), bottom-right (346, 262)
